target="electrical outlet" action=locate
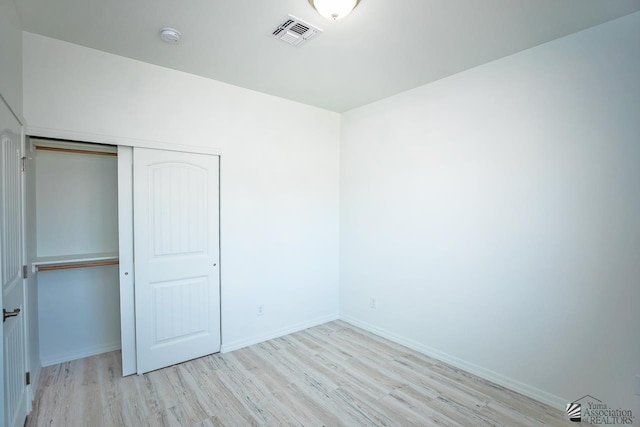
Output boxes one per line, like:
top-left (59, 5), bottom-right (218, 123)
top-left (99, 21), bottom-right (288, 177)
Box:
top-left (635, 375), bottom-right (640, 396)
top-left (257, 305), bottom-right (264, 316)
top-left (370, 298), bottom-right (377, 309)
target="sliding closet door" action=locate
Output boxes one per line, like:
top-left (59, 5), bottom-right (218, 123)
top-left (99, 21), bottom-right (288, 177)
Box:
top-left (133, 148), bottom-right (220, 374)
top-left (117, 146), bottom-right (135, 376)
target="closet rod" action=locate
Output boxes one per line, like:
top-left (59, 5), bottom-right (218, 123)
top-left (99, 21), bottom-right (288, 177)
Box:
top-left (35, 146), bottom-right (117, 157)
top-left (37, 260), bottom-right (119, 272)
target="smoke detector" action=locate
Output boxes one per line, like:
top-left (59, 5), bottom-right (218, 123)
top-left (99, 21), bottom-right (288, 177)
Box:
top-left (271, 15), bottom-right (322, 47)
top-left (160, 27), bottom-right (181, 44)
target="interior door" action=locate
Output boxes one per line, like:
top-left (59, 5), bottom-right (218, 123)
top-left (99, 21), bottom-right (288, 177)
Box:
top-left (1, 105), bottom-right (27, 427)
top-left (133, 148), bottom-right (220, 374)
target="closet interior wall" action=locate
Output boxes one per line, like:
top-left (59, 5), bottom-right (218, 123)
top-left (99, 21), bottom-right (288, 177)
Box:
top-left (30, 138), bottom-right (121, 366)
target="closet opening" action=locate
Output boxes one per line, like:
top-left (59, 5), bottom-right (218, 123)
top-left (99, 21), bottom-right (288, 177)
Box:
top-left (28, 138), bottom-right (121, 367)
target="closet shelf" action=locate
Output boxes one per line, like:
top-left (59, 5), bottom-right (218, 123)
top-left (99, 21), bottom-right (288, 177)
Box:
top-left (33, 252), bottom-right (119, 272)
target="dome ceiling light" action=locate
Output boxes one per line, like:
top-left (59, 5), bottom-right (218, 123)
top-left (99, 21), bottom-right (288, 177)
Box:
top-left (309, 0), bottom-right (361, 21)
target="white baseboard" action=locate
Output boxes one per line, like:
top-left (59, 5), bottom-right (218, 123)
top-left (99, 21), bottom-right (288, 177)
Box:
top-left (340, 314), bottom-right (567, 410)
top-left (221, 313), bottom-right (340, 353)
top-left (41, 341), bottom-right (121, 367)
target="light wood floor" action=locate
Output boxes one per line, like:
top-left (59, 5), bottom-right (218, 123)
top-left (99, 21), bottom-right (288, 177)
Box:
top-left (27, 321), bottom-right (579, 426)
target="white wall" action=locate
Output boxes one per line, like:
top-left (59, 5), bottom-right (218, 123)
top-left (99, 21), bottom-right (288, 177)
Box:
top-left (340, 11), bottom-right (640, 415)
top-left (0, 0), bottom-right (23, 119)
top-left (35, 148), bottom-right (119, 257)
top-left (22, 32), bottom-right (341, 351)
top-left (37, 267), bottom-right (121, 365)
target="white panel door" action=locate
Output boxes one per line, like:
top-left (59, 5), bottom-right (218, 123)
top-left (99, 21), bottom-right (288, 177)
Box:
top-left (1, 117), bottom-right (27, 427)
top-left (134, 148), bottom-right (220, 374)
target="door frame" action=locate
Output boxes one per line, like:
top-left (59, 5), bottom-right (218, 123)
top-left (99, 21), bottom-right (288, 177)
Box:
top-left (25, 126), bottom-right (221, 156)
top-left (22, 132), bottom-right (36, 411)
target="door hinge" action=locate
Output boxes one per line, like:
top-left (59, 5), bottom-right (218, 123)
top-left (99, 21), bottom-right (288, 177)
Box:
top-left (22, 265), bottom-right (28, 279)
top-left (21, 156), bottom-right (26, 172)
top-left (26, 372), bottom-right (30, 385)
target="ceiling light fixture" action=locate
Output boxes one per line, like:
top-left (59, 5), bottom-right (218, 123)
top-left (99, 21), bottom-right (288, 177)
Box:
top-left (309, 0), bottom-right (360, 21)
top-left (160, 27), bottom-right (181, 44)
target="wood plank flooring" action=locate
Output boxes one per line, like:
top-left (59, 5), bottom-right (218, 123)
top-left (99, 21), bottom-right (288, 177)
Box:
top-left (26, 321), bottom-right (580, 426)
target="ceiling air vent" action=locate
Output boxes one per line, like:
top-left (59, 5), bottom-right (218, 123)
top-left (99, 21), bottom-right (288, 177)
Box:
top-left (271, 15), bottom-right (322, 47)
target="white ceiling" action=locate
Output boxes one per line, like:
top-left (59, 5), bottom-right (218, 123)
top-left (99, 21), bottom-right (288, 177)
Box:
top-left (14, 0), bottom-right (640, 112)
